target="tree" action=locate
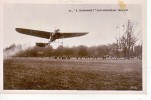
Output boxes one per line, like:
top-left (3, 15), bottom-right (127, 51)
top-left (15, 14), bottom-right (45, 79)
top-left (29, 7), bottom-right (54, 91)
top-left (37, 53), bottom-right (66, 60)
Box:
top-left (117, 20), bottom-right (137, 59)
top-left (54, 45), bottom-right (64, 56)
top-left (43, 45), bottom-right (53, 57)
top-left (134, 45), bottom-right (142, 59)
top-left (77, 45), bottom-right (88, 57)
top-left (63, 47), bottom-right (74, 56)
top-left (97, 45), bottom-right (109, 57)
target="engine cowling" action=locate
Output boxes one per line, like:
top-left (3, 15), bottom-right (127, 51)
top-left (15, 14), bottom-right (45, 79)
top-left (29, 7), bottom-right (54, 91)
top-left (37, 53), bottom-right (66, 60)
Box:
top-left (50, 33), bottom-right (61, 42)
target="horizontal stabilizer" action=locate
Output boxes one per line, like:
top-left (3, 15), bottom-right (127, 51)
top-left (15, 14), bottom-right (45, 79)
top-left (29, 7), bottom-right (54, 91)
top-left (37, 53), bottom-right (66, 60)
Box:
top-left (36, 43), bottom-right (49, 47)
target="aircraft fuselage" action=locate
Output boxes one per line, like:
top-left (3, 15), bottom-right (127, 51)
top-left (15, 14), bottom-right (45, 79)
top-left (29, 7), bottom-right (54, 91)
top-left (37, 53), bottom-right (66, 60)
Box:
top-left (50, 32), bottom-right (61, 42)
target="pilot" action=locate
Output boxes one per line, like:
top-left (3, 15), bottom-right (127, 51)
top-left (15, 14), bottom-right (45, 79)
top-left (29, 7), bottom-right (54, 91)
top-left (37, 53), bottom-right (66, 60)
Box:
top-left (54, 29), bottom-right (60, 33)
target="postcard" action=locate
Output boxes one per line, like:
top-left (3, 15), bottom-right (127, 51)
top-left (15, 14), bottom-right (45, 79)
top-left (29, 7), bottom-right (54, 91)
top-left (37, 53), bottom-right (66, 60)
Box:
top-left (0, 0), bottom-right (147, 94)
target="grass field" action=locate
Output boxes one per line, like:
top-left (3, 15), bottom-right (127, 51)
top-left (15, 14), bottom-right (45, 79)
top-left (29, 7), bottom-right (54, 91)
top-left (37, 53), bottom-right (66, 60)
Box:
top-left (4, 58), bottom-right (142, 90)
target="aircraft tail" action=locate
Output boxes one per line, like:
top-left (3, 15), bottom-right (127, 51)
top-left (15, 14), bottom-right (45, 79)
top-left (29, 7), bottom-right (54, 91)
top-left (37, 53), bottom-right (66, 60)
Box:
top-left (36, 43), bottom-right (49, 47)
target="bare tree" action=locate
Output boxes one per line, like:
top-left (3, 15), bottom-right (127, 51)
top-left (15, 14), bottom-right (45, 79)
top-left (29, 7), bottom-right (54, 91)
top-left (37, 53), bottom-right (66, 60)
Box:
top-left (119, 20), bottom-right (137, 59)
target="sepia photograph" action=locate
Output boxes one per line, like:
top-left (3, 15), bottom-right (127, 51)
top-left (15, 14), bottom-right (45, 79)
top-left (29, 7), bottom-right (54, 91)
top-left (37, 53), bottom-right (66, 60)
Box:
top-left (2, 2), bottom-right (145, 92)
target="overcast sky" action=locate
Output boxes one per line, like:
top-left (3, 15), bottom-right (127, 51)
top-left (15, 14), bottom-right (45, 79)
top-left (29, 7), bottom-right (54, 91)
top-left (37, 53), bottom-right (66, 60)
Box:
top-left (3, 4), bottom-right (142, 48)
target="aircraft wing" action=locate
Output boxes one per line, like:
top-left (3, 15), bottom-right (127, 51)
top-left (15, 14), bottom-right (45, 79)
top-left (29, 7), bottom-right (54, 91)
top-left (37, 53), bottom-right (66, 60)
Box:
top-left (59, 32), bottom-right (88, 39)
top-left (15, 28), bottom-right (52, 39)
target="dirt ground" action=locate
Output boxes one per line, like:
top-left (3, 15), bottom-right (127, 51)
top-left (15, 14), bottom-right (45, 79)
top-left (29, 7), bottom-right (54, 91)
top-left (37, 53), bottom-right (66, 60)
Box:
top-left (3, 57), bottom-right (142, 90)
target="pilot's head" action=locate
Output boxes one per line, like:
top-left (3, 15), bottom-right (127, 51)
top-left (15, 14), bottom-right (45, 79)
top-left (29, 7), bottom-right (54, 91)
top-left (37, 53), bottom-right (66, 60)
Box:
top-left (54, 29), bottom-right (60, 33)
top-left (57, 29), bottom-right (60, 32)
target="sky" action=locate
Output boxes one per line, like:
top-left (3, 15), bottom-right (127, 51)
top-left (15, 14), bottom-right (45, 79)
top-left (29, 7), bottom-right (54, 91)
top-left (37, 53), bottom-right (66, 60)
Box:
top-left (3, 4), bottom-right (142, 48)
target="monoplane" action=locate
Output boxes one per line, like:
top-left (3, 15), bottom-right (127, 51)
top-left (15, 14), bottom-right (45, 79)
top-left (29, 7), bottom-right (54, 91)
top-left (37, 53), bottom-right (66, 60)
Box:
top-left (15, 28), bottom-right (88, 47)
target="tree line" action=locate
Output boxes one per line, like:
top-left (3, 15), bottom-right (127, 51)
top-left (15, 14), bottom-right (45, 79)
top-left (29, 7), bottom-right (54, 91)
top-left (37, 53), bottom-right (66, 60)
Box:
top-left (13, 44), bottom-right (142, 59)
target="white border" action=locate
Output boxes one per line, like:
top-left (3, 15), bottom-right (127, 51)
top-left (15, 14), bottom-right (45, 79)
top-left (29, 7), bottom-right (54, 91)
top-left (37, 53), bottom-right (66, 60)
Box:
top-left (0, 0), bottom-right (147, 95)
